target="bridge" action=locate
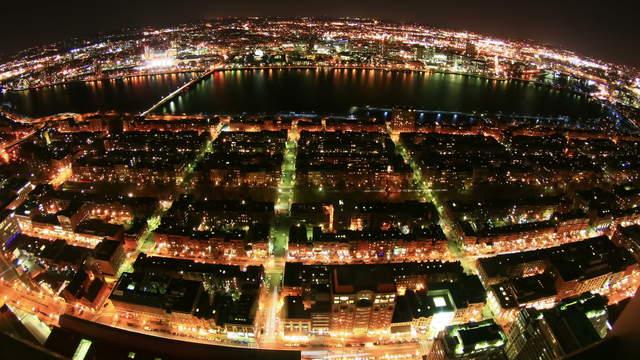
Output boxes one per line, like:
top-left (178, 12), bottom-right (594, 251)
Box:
top-left (140, 68), bottom-right (218, 117)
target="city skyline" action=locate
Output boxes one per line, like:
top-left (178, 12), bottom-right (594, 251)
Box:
top-left (2, 1), bottom-right (639, 68)
top-left (1, 11), bottom-right (640, 360)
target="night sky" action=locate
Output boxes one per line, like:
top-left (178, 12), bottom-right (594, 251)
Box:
top-left (1, 0), bottom-right (637, 68)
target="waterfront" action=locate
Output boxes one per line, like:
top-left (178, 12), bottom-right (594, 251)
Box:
top-left (163, 68), bottom-right (605, 117)
top-left (2, 68), bottom-right (603, 118)
top-left (0, 72), bottom-right (196, 117)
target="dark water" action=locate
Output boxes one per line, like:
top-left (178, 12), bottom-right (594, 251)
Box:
top-left (152, 69), bottom-right (603, 117)
top-left (2, 69), bottom-right (603, 117)
top-left (1, 73), bottom-right (196, 117)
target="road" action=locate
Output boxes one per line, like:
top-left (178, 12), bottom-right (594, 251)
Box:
top-left (300, 340), bottom-right (430, 359)
top-left (115, 122), bottom-right (223, 275)
top-left (0, 279), bottom-right (66, 327)
top-left (389, 125), bottom-right (463, 259)
top-left (260, 258), bottom-right (284, 344)
top-left (0, 107), bottom-right (85, 125)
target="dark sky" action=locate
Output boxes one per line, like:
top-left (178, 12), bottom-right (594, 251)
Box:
top-left (1, 0), bottom-right (637, 68)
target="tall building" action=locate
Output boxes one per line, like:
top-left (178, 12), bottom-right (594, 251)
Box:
top-left (283, 261), bottom-right (485, 338)
top-left (415, 46), bottom-right (435, 62)
top-left (464, 42), bottom-right (477, 57)
top-left (430, 319), bottom-right (507, 360)
top-left (506, 293), bottom-right (608, 360)
top-left (330, 266), bottom-right (396, 335)
top-left (613, 224), bottom-right (640, 261)
top-left (557, 292), bottom-right (609, 338)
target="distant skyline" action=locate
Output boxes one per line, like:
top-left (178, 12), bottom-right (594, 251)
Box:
top-left (2, 0), bottom-right (638, 68)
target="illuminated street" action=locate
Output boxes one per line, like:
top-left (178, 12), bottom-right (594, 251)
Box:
top-left (0, 13), bottom-right (640, 360)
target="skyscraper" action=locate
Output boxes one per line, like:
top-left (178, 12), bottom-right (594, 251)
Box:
top-left (330, 266), bottom-right (396, 335)
top-left (506, 293), bottom-right (607, 360)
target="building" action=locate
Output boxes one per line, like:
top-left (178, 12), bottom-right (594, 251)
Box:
top-left (13, 188), bottom-right (156, 248)
top-left (109, 272), bottom-right (216, 333)
top-left (287, 225), bottom-right (449, 262)
top-left (215, 293), bottom-right (259, 341)
top-left (0, 210), bottom-right (19, 245)
top-left (152, 196), bottom-right (272, 260)
top-left (4, 234), bottom-right (91, 275)
top-left (390, 288), bottom-right (456, 337)
top-left (61, 269), bottom-right (111, 311)
top-left (0, 178), bottom-right (34, 210)
top-left (282, 296), bottom-right (312, 339)
top-left (506, 297), bottom-right (606, 360)
top-left (123, 116), bottom-right (218, 134)
top-left (445, 195), bottom-right (592, 256)
top-left (72, 131), bottom-right (207, 185)
top-left (488, 273), bottom-right (558, 325)
top-left (282, 261), bottom-right (485, 338)
top-left (613, 224), bottom-right (640, 261)
top-left (429, 319), bottom-right (507, 360)
top-left (196, 130), bottom-right (287, 188)
top-left (296, 131), bottom-right (412, 191)
top-left (478, 235), bottom-right (638, 315)
top-left (330, 265), bottom-right (396, 335)
top-left (555, 292), bottom-right (610, 338)
top-left (132, 253), bottom-right (264, 288)
top-left (310, 301), bottom-right (331, 334)
top-left (89, 239), bottom-right (125, 277)
top-left (289, 200), bottom-right (440, 233)
top-left (400, 133), bottom-right (511, 187)
top-left (390, 275), bottom-right (486, 337)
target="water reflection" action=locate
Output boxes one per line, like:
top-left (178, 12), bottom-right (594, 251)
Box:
top-left (0, 69), bottom-right (602, 118)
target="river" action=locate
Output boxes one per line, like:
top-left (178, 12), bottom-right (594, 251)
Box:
top-left (1, 69), bottom-right (603, 118)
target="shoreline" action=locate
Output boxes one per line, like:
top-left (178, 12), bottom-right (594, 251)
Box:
top-left (0, 65), bottom-right (609, 121)
top-left (3, 65), bottom-right (596, 99)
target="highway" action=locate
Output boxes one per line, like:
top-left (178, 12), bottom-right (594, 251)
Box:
top-left (0, 107), bottom-right (86, 124)
top-left (0, 128), bottom-right (38, 152)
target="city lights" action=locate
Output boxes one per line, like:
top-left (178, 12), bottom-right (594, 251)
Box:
top-left (0, 15), bottom-right (639, 360)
